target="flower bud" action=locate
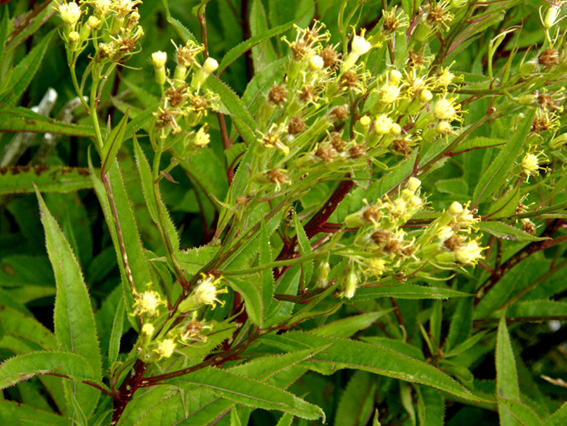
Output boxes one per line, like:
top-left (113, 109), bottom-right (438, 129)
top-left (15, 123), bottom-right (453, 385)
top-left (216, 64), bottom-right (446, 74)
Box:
top-left (152, 51), bottom-right (167, 86)
top-left (449, 201), bottom-right (463, 216)
top-left (343, 270), bottom-right (359, 299)
top-left (315, 260), bottom-right (331, 288)
top-left (308, 55), bottom-right (324, 71)
top-left (57, 2), bottom-right (82, 27)
top-left (203, 57), bottom-right (219, 74)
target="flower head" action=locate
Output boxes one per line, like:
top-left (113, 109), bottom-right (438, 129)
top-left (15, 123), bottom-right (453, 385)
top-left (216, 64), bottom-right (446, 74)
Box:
top-left (56, 2), bottom-right (82, 26)
top-left (133, 289), bottom-right (165, 317)
top-left (351, 30), bottom-right (372, 56)
top-left (454, 239), bottom-right (485, 265)
top-left (433, 95), bottom-right (461, 121)
top-left (194, 124), bottom-right (210, 147)
top-left (193, 274), bottom-right (227, 308)
top-left (154, 339), bottom-right (176, 359)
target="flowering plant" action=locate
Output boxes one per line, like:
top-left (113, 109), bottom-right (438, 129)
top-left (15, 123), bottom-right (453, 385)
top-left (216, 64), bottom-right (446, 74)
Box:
top-left (1, 0), bottom-right (567, 425)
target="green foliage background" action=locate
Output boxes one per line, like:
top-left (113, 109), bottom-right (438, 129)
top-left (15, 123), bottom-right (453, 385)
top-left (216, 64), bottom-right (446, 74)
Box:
top-left (1, 0), bottom-right (567, 425)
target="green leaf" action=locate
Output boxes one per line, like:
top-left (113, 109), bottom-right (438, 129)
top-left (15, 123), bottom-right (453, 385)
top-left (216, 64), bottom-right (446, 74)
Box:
top-left (545, 402), bottom-right (567, 426)
top-left (416, 387), bottom-right (444, 426)
top-left (0, 107), bottom-right (95, 137)
top-left (486, 187), bottom-right (521, 218)
top-left (451, 137), bottom-right (506, 154)
top-left (249, 0), bottom-right (278, 72)
top-left (351, 284), bottom-right (472, 301)
top-left (204, 76), bottom-right (256, 141)
top-left (218, 2), bottom-right (312, 74)
top-left (0, 166), bottom-right (94, 194)
top-left (312, 312), bottom-right (388, 338)
top-left (502, 300), bottom-right (567, 320)
top-left (177, 245), bottom-right (220, 275)
top-left (101, 112), bottom-right (129, 179)
top-left (0, 30), bottom-right (54, 105)
top-left (165, 367), bottom-right (325, 421)
top-left (0, 351), bottom-right (99, 390)
top-left (335, 371), bottom-right (376, 426)
top-left (260, 218), bottom-right (274, 324)
top-left (496, 312), bottom-right (521, 426)
top-left (227, 276), bottom-right (263, 326)
top-left (0, 305), bottom-right (56, 350)
top-left (478, 221), bottom-right (548, 242)
top-left (133, 137), bottom-right (179, 253)
top-left (498, 397), bottom-right (543, 426)
top-left (0, 400), bottom-right (67, 426)
top-left (37, 190), bottom-right (102, 416)
top-left (263, 332), bottom-right (484, 402)
top-left (293, 212), bottom-right (313, 286)
top-left (108, 298), bottom-right (125, 365)
top-left (472, 109), bottom-right (535, 204)
top-left (90, 157), bottom-right (154, 322)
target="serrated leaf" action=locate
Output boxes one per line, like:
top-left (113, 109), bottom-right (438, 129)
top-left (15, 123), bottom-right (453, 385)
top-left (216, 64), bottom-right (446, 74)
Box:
top-left (133, 136), bottom-right (179, 253)
top-left (108, 298), bottom-right (125, 365)
top-left (312, 312), bottom-right (387, 338)
top-left (177, 245), bottom-right (220, 275)
top-left (545, 401), bottom-right (567, 426)
top-left (486, 187), bottom-right (521, 218)
top-left (498, 397), bottom-right (543, 426)
top-left (478, 221), bottom-right (548, 242)
top-left (502, 300), bottom-right (567, 320)
top-left (101, 112), bottom-right (129, 179)
top-left (472, 110), bottom-right (535, 204)
top-left (37, 190), bottom-right (102, 416)
top-left (165, 367), bottom-right (325, 421)
top-left (0, 351), bottom-right (99, 390)
top-left (0, 30), bottom-right (54, 105)
top-left (0, 166), bottom-right (94, 194)
top-left (452, 137), bottom-right (506, 154)
top-left (351, 284), bottom-right (472, 301)
top-left (496, 312), bottom-right (521, 426)
top-left (218, 2), bottom-right (312, 74)
top-left (293, 212), bottom-right (313, 286)
top-left (260, 218), bottom-right (274, 324)
top-left (227, 276), bottom-right (263, 326)
top-left (335, 371), bottom-right (375, 426)
top-left (204, 76), bottom-right (256, 138)
top-left (0, 107), bottom-right (95, 136)
top-left (249, 0), bottom-right (277, 71)
top-left (0, 305), bottom-right (56, 350)
top-left (416, 387), bottom-right (444, 426)
top-left (89, 157), bottom-right (152, 324)
top-left (263, 332), bottom-right (484, 402)
top-left (0, 400), bottom-right (67, 426)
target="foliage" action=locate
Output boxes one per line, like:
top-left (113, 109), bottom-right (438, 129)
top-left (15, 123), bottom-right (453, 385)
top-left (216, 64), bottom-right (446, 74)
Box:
top-left (1, 0), bottom-right (567, 425)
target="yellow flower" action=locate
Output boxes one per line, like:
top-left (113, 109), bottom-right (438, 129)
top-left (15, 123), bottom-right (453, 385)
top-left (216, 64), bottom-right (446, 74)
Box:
top-left (433, 96), bottom-right (461, 121)
top-left (454, 240), bottom-right (484, 265)
top-left (155, 339), bottom-right (176, 359)
top-left (194, 124), bottom-right (211, 147)
top-left (193, 274), bottom-right (227, 308)
top-left (132, 290), bottom-right (165, 317)
top-left (56, 2), bottom-right (82, 26)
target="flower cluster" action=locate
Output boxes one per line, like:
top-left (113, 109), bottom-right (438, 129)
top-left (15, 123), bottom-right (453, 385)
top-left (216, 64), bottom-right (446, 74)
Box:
top-left (132, 276), bottom-right (226, 363)
top-left (149, 41), bottom-right (220, 154)
top-left (54, 0), bottom-right (143, 61)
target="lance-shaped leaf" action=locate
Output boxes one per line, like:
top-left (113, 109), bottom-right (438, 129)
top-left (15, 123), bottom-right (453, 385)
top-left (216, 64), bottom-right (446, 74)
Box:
top-left (496, 312), bottom-right (521, 426)
top-left (335, 371), bottom-right (376, 426)
top-left (0, 166), bottom-right (94, 195)
top-left (0, 30), bottom-right (54, 106)
top-left (478, 221), bottom-right (548, 243)
top-left (89, 156), bottom-right (153, 321)
top-left (101, 112), bottom-right (129, 179)
top-left (37, 190), bottom-right (102, 416)
top-left (545, 402), bottom-right (567, 426)
top-left (227, 276), bottom-right (263, 326)
top-left (262, 332), bottom-right (485, 402)
top-left (498, 397), bottom-right (542, 426)
top-left (0, 400), bottom-right (67, 426)
top-left (472, 109), bottom-right (535, 205)
top-left (351, 284), bottom-right (472, 301)
top-left (133, 137), bottom-right (179, 253)
top-left (218, 1), bottom-right (313, 74)
top-left (0, 107), bottom-right (95, 137)
top-left (0, 351), bottom-right (100, 390)
top-left (164, 367), bottom-right (325, 421)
